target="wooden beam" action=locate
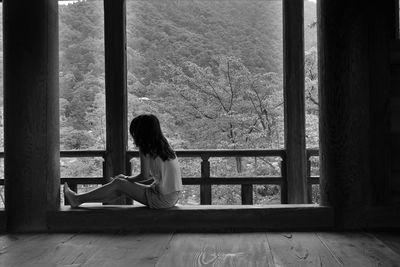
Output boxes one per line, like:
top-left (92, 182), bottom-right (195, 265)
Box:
top-left (3, 0), bottom-right (60, 232)
top-left (127, 149), bottom-right (286, 158)
top-left (183, 177), bottom-right (285, 185)
top-left (47, 204), bottom-right (334, 232)
top-left (283, 0), bottom-right (307, 204)
top-left (104, 0), bottom-right (127, 204)
top-left (60, 150), bottom-right (106, 158)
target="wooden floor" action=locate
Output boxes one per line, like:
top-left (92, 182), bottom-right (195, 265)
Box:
top-left (0, 232), bottom-right (399, 266)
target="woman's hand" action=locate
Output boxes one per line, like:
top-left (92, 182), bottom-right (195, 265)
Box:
top-left (112, 174), bottom-right (129, 180)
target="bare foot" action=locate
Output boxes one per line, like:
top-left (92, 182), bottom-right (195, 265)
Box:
top-left (64, 182), bottom-right (80, 208)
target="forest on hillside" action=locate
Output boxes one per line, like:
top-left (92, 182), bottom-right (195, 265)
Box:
top-left (0, 0), bottom-right (320, 206)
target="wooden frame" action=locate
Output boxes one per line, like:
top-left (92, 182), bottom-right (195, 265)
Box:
top-left (282, 0), bottom-right (307, 203)
top-left (104, 0), bottom-right (309, 205)
top-left (0, 0), bottom-right (318, 233)
top-left (3, 0), bottom-right (400, 233)
top-left (0, 0), bottom-right (312, 210)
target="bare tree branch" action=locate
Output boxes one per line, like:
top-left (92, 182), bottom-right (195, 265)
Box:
top-left (226, 60), bottom-right (235, 111)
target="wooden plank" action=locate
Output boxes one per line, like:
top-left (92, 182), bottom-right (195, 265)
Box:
top-left (267, 232), bottom-right (340, 266)
top-left (283, 0), bottom-right (307, 204)
top-left (47, 204), bottom-right (333, 232)
top-left (157, 233), bottom-right (274, 267)
top-left (372, 232), bottom-right (400, 256)
top-left (0, 234), bottom-right (40, 252)
top-left (34, 233), bottom-right (125, 266)
top-left (3, 0), bottom-right (60, 232)
top-left (79, 233), bottom-right (172, 267)
top-left (104, 0), bottom-right (127, 204)
top-left (26, 234), bottom-right (99, 266)
top-left (0, 234), bottom-right (74, 266)
top-left (318, 232), bottom-right (400, 266)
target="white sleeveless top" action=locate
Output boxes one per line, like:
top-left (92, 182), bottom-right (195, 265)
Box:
top-left (149, 156), bottom-right (183, 195)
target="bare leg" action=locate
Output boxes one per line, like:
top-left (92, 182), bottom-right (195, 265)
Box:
top-left (64, 178), bottom-right (148, 208)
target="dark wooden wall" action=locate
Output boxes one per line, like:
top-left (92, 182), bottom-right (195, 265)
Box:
top-left (318, 0), bottom-right (399, 228)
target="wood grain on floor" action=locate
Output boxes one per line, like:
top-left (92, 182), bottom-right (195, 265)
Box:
top-left (0, 232), bottom-right (398, 266)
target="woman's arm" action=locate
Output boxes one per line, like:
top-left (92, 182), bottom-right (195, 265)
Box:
top-left (113, 174), bottom-right (154, 186)
top-left (112, 150), bottom-right (154, 184)
top-left (126, 174), bottom-right (154, 185)
top-left (139, 150), bottom-right (152, 180)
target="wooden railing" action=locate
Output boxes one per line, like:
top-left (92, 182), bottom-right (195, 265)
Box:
top-left (0, 149), bottom-right (320, 205)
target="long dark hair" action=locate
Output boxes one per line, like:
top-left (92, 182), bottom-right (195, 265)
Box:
top-left (129, 114), bottom-right (176, 161)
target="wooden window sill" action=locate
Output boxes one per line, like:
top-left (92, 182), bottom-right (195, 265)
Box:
top-left (47, 204), bottom-right (334, 232)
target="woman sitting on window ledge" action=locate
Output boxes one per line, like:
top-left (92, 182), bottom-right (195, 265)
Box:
top-left (64, 114), bottom-right (183, 209)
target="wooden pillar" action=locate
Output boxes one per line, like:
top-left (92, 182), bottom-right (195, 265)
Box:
top-left (317, 0), bottom-right (394, 227)
top-left (4, 0), bottom-right (59, 232)
top-left (368, 1), bottom-right (395, 205)
top-left (283, 0), bottom-right (307, 203)
top-left (104, 0), bottom-right (127, 197)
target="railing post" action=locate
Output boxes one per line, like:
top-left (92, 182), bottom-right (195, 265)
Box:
top-left (241, 184), bottom-right (253, 205)
top-left (102, 159), bottom-right (107, 186)
top-left (280, 158), bottom-right (288, 204)
top-left (307, 156), bottom-right (312, 203)
top-left (200, 155), bottom-right (211, 205)
top-left (125, 157), bottom-right (133, 205)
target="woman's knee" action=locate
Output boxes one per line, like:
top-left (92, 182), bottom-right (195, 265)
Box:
top-left (112, 178), bottom-right (147, 203)
top-left (111, 177), bottom-right (127, 190)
